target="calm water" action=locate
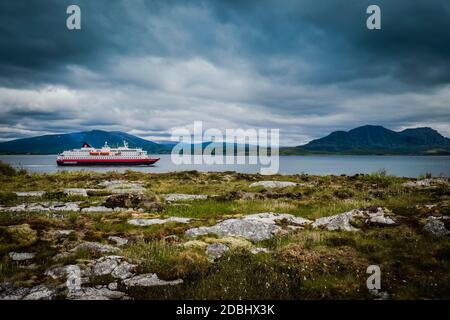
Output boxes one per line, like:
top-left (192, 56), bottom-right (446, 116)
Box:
top-left (0, 154), bottom-right (449, 178)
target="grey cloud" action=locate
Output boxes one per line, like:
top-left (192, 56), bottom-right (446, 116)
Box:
top-left (0, 0), bottom-right (450, 145)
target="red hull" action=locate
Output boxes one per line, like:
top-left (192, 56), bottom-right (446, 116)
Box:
top-left (57, 158), bottom-right (160, 166)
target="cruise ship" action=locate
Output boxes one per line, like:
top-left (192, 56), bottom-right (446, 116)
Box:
top-left (56, 141), bottom-right (160, 166)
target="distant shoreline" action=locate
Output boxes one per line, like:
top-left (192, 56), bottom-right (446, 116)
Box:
top-left (1, 152), bottom-right (450, 156)
top-left (2, 154), bottom-right (449, 177)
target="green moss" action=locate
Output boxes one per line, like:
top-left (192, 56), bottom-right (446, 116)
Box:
top-left (0, 223), bottom-right (37, 248)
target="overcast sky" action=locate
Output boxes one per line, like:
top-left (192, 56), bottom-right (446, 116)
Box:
top-left (0, 0), bottom-right (449, 145)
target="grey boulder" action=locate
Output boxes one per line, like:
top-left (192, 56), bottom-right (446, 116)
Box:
top-left (206, 243), bottom-right (229, 260)
top-left (423, 216), bottom-right (450, 237)
top-left (123, 273), bottom-right (183, 287)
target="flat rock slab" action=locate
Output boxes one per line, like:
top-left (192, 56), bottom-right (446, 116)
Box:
top-left (312, 207), bottom-right (395, 232)
top-left (0, 203), bottom-right (126, 214)
top-left (64, 188), bottom-right (89, 197)
top-left (52, 202), bottom-right (82, 211)
top-left (128, 217), bottom-right (192, 226)
top-left (64, 188), bottom-right (112, 197)
top-left (22, 285), bottom-right (55, 300)
top-left (0, 202), bottom-right (81, 212)
top-left (0, 287), bottom-right (31, 300)
top-left (81, 206), bottom-right (113, 213)
top-left (71, 241), bottom-right (120, 254)
top-left (46, 258), bottom-right (136, 296)
top-left (163, 194), bottom-right (208, 202)
top-left (14, 191), bottom-right (45, 197)
top-left (123, 274), bottom-right (183, 287)
top-left (8, 252), bottom-right (36, 261)
top-left (98, 180), bottom-right (146, 194)
top-left (249, 181), bottom-right (297, 188)
top-left (243, 212), bottom-right (311, 225)
top-left (88, 256), bottom-right (136, 280)
top-left (186, 212), bottom-right (311, 242)
top-left (312, 211), bottom-right (358, 232)
top-left (186, 219), bottom-right (280, 241)
top-left (1, 202), bottom-right (124, 213)
top-left (67, 287), bottom-right (128, 300)
top-left (57, 229), bottom-right (75, 235)
top-left (108, 236), bottom-right (128, 246)
top-left (0, 285), bottom-right (55, 300)
top-left (402, 178), bottom-right (448, 188)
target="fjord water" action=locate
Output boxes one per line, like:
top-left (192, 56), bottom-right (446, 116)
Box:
top-left (0, 154), bottom-right (449, 177)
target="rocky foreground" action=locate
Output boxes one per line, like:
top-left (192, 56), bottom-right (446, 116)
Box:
top-left (0, 166), bottom-right (449, 300)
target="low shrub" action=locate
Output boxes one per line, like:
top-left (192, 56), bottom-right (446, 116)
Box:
top-left (0, 192), bottom-right (18, 206)
top-left (0, 161), bottom-right (16, 176)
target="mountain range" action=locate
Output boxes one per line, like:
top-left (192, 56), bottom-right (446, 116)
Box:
top-left (0, 125), bottom-right (449, 155)
top-left (282, 125), bottom-right (450, 155)
top-left (0, 130), bottom-right (172, 154)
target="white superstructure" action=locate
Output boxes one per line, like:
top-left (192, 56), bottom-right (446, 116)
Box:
top-left (56, 141), bottom-right (160, 165)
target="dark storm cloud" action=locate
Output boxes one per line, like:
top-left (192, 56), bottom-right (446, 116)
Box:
top-left (210, 0), bottom-right (450, 88)
top-left (0, 0), bottom-right (449, 144)
top-left (3, 0), bottom-right (450, 88)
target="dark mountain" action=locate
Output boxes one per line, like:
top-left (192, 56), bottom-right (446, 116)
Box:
top-left (0, 130), bottom-right (260, 155)
top-left (284, 125), bottom-right (450, 155)
top-left (2, 126), bottom-right (449, 155)
top-left (0, 130), bottom-right (172, 154)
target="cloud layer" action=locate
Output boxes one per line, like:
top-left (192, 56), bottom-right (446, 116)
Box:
top-left (1, 0), bottom-right (449, 144)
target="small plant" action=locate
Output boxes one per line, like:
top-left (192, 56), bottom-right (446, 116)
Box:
top-left (67, 212), bottom-right (79, 224)
top-left (122, 240), bottom-right (209, 280)
top-left (0, 161), bottom-right (16, 176)
top-left (361, 170), bottom-right (396, 187)
top-left (422, 172), bottom-right (433, 179)
top-left (86, 189), bottom-right (112, 197)
top-left (333, 188), bottom-right (354, 199)
top-left (44, 191), bottom-right (66, 200)
top-left (0, 192), bottom-right (18, 206)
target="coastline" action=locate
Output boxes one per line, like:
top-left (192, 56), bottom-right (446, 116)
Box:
top-left (1, 154), bottom-right (449, 178)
